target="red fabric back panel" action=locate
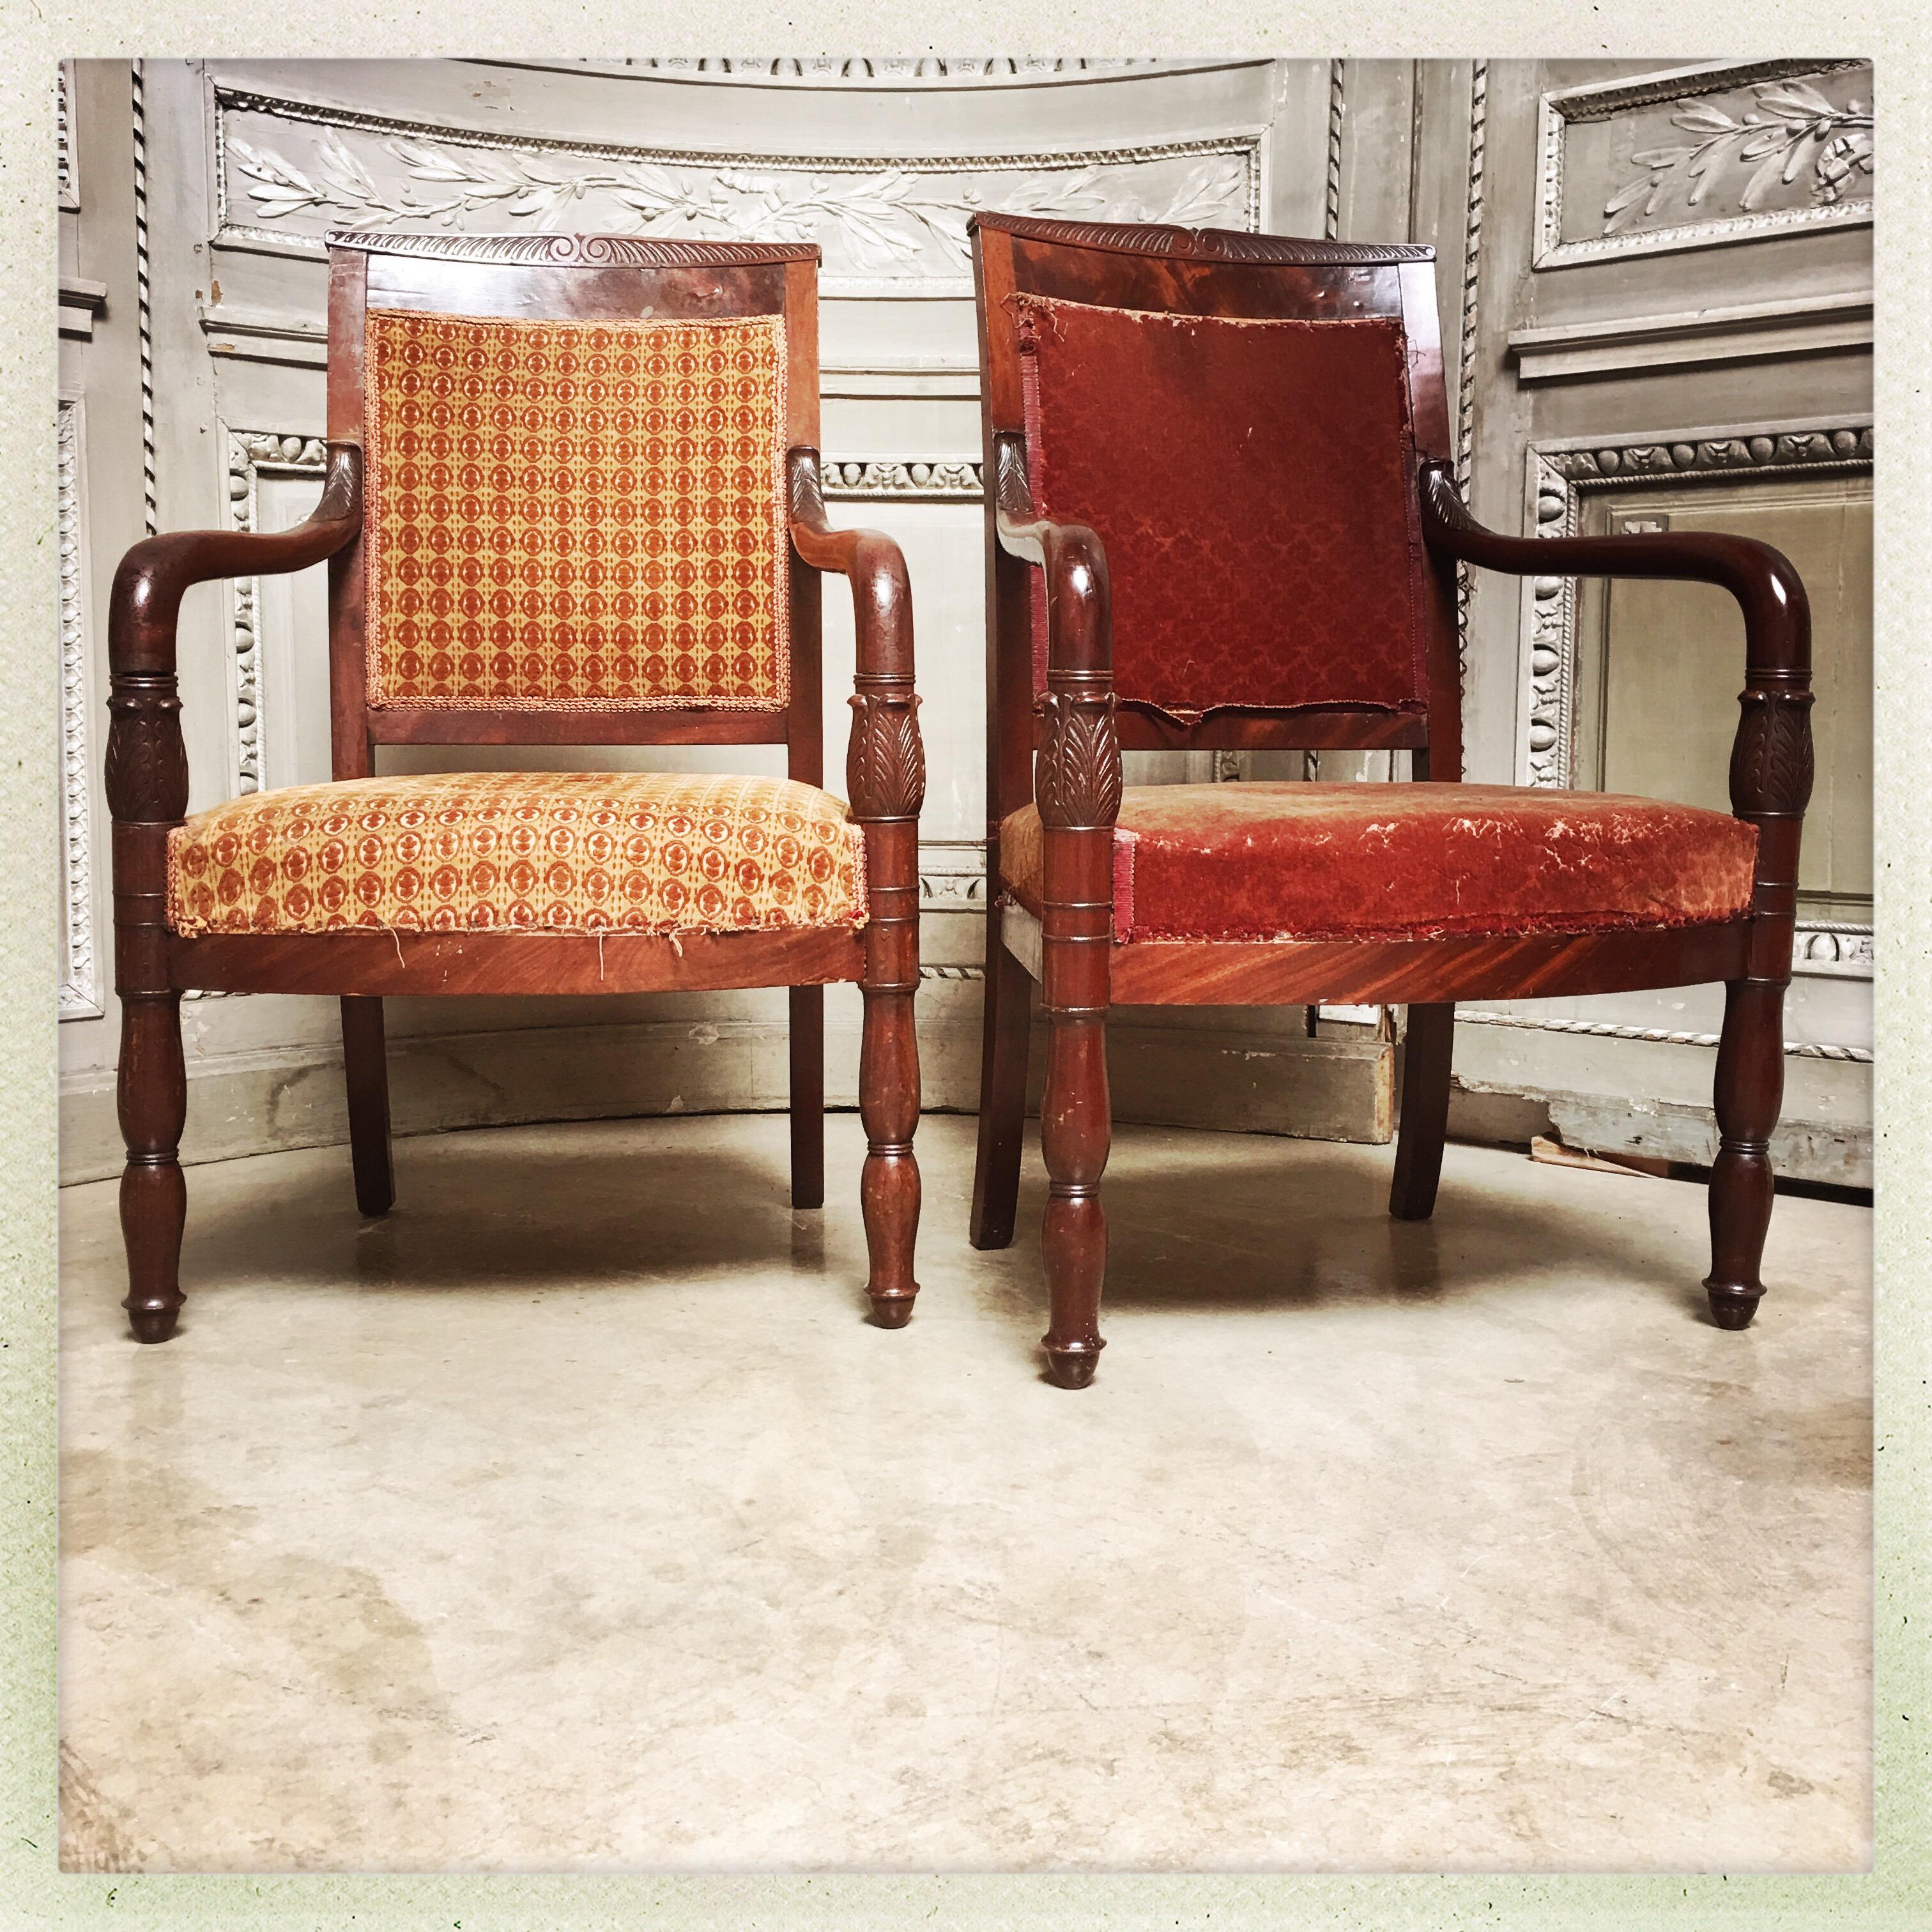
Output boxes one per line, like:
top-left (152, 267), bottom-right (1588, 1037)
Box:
top-left (1016, 293), bottom-right (1429, 719)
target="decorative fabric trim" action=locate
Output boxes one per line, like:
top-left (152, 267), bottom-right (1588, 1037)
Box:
top-left (167, 772), bottom-right (866, 939)
top-left (362, 307), bottom-right (789, 712)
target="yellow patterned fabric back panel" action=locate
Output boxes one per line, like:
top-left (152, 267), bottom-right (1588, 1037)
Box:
top-left (167, 773), bottom-right (865, 937)
top-left (363, 308), bottom-right (788, 710)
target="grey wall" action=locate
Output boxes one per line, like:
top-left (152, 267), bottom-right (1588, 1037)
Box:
top-left (56, 58), bottom-right (1872, 1185)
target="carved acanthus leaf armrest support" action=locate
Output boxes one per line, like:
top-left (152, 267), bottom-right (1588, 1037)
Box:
top-left (787, 447), bottom-right (924, 834)
top-left (1418, 459), bottom-right (1812, 967)
top-left (991, 430), bottom-right (1120, 839)
top-left (105, 441), bottom-right (364, 830)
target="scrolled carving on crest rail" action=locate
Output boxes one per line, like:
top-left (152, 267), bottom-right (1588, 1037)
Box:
top-left (1729, 688), bottom-right (1816, 819)
top-left (1035, 691), bottom-right (1123, 831)
top-left (970, 209), bottom-right (1434, 264)
top-left (847, 692), bottom-right (926, 822)
top-left (324, 228), bottom-right (821, 267)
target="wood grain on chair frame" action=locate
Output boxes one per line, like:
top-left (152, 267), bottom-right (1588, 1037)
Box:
top-left (106, 232), bottom-right (924, 1342)
top-left (966, 211), bottom-right (1811, 1388)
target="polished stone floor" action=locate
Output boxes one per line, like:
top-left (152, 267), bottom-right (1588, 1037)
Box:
top-left (58, 1113), bottom-right (1871, 1873)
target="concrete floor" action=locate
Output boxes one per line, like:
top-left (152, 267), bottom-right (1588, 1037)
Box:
top-left (57, 1113), bottom-right (1871, 1873)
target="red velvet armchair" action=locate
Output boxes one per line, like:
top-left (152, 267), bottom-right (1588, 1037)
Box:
top-left (107, 233), bottom-right (923, 1342)
top-left (967, 213), bottom-right (1811, 1389)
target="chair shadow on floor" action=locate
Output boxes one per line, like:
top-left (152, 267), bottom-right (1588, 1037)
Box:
top-left (984, 1124), bottom-right (1719, 1334)
top-left (176, 1126), bottom-right (834, 1308)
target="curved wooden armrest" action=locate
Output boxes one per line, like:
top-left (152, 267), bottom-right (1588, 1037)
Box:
top-left (105, 441), bottom-right (362, 832)
top-left (1418, 457), bottom-right (1813, 928)
top-left (991, 429), bottom-right (1112, 688)
top-left (109, 442), bottom-right (363, 680)
top-left (786, 447), bottom-right (924, 825)
top-left (1418, 457), bottom-right (1809, 686)
top-left (787, 447), bottom-right (913, 682)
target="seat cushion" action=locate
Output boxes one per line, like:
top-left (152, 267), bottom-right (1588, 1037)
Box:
top-left (168, 772), bottom-right (866, 939)
top-left (999, 783), bottom-right (1757, 944)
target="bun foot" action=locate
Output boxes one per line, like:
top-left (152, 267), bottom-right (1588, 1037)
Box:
top-left (1705, 1283), bottom-right (1763, 1331)
top-left (126, 1301), bottom-right (181, 1344)
top-left (868, 1290), bottom-right (917, 1330)
top-left (1044, 1340), bottom-right (1103, 1390)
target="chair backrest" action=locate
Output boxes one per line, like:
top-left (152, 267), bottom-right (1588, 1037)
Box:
top-left (970, 213), bottom-right (1462, 812)
top-left (325, 233), bottom-right (823, 786)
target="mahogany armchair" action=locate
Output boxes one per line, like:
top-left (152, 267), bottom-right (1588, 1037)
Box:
top-left (967, 213), bottom-right (1811, 1388)
top-left (107, 233), bottom-right (923, 1342)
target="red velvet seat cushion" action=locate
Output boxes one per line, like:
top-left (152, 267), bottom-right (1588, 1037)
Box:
top-left (999, 783), bottom-right (1757, 944)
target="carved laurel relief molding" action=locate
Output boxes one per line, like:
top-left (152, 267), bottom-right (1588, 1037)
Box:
top-left (1519, 416), bottom-right (1873, 983)
top-left (58, 400), bottom-right (100, 1019)
top-left (212, 85), bottom-right (1259, 288)
top-left (225, 431), bottom-right (328, 796)
top-left (1535, 59), bottom-right (1873, 270)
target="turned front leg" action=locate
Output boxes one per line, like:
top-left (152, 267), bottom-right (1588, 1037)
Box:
top-left (1034, 671), bottom-right (1121, 1389)
top-left (848, 686), bottom-right (924, 1328)
top-left (1705, 977), bottom-right (1785, 1329)
top-left (859, 967), bottom-right (921, 1327)
top-left (1040, 1000), bottom-right (1109, 1388)
top-left (106, 664), bottom-right (191, 1343)
top-left (119, 991), bottom-right (187, 1342)
top-left (1706, 682), bottom-right (1812, 1330)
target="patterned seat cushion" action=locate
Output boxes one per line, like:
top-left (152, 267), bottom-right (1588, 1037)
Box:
top-left (168, 773), bottom-right (866, 939)
top-left (1000, 783), bottom-right (1757, 944)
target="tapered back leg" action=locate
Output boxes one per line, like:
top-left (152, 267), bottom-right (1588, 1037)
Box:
top-left (788, 985), bottom-right (826, 1211)
top-left (341, 995), bottom-right (395, 1217)
top-left (970, 917), bottom-right (1033, 1250)
top-left (1390, 1001), bottom-right (1455, 1221)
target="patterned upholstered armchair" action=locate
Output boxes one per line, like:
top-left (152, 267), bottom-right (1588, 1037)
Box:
top-left (967, 215), bottom-right (1811, 1388)
top-left (107, 233), bottom-right (923, 1342)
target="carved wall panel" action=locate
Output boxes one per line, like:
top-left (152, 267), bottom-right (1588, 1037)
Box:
top-left (1517, 418), bottom-right (1872, 790)
top-left (1452, 57), bottom-right (1872, 1169)
top-left (213, 82), bottom-right (1257, 293)
top-left (1517, 421), bottom-right (1872, 995)
top-left (1534, 59), bottom-right (1873, 270)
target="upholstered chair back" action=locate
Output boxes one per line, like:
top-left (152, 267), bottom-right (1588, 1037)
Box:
top-left (361, 306), bottom-right (790, 713)
top-left (970, 215), bottom-right (1463, 775)
top-left (324, 234), bottom-right (824, 779)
